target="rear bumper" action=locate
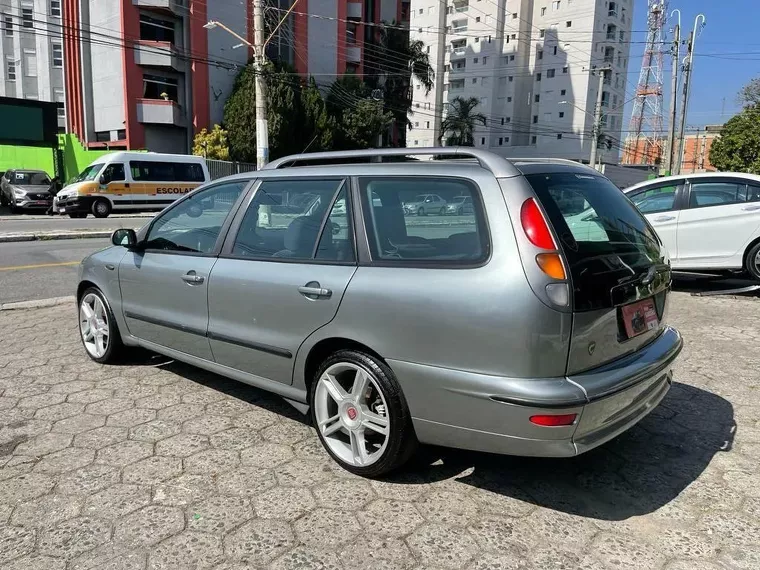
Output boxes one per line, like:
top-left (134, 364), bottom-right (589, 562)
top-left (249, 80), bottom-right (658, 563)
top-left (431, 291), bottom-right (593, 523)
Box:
top-left (394, 326), bottom-right (682, 457)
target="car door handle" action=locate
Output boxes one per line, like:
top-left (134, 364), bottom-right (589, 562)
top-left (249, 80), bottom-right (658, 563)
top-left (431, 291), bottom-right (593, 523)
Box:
top-left (653, 215), bottom-right (676, 222)
top-left (298, 285), bottom-right (332, 299)
top-left (181, 272), bottom-right (205, 285)
top-left (742, 205), bottom-right (760, 212)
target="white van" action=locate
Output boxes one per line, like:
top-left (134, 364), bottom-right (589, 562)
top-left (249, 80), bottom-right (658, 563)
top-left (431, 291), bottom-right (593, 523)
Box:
top-left (55, 152), bottom-right (210, 218)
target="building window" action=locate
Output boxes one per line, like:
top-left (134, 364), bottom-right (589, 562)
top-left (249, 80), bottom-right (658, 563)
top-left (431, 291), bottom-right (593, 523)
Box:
top-left (506, 117), bottom-right (511, 123)
top-left (488, 35), bottom-right (492, 43)
top-left (414, 140), bottom-right (419, 145)
top-left (559, 111), bottom-right (564, 118)
top-left (552, 0), bottom-right (560, 9)
top-left (512, 13), bottom-right (517, 19)
top-left (563, 66), bottom-right (568, 73)
top-left (508, 76), bottom-right (513, 82)
top-left (507, 97), bottom-right (512, 102)
top-left (560, 89), bottom-right (566, 96)
top-left (416, 84), bottom-right (420, 89)
top-left (475, 16), bottom-right (480, 22)
top-left (539, 29), bottom-right (545, 38)
top-left (501, 117), bottom-right (505, 125)
top-left (483, 56), bottom-right (487, 64)
top-left (3, 14), bottom-right (12, 36)
top-left (474, 36), bottom-right (479, 43)
top-left (535, 94), bottom-right (540, 102)
top-left (557, 133), bottom-right (563, 139)
top-left (50, 0), bottom-right (61, 17)
top-left (472, 78), bottom-right (477, 84)
top-left (54, 88), bottom-right (65, 118)
top-left (541, 7), bottom-right (546, 16)
top-left (426, 121), bottom-right (430, 128)
top-left (536, 73), bottom-right (541, 81)
top-left (499, 137), bottom-right (503, 145)
top-left (553, 46), bottom-right (558, 55)
top-left (473, 57), bottom-right (478, 63)
top-left (21, 5), bottom-right (33, 29)
top-left (509, 55), bottom-right (515, 61)
top-left (566, 20), bottom-right (572, 27)
top-left (346, 22), bottom-right (358, 45)
top-left (23, 49), bottom-right (37, 77)
top-left (481, 137), bottom-right (485, 145)
top-left (143, 74), bottom-right (179, 101)
top-left (140, 14), bottom-right (176, 43)
top-left (426, 46), bottom-right (430, 53)
top-left (505, 35), bottom-right (510, 44)
top-left (511, 34), bottom-right (516, 40)
top-left (533, 115), bottom-right (538, 124)
top-left (418, 8), bottom-right (423, 14)
top-left (547, 68), bottom-right (555, 78)
top-left (538, 50), bottom-right (543, 60)
top-left (117, 129), bottom-right (126, 140)
top-left (52, 43), bottom-right (63, 68)
top-left (425, 102), bottom-right (431, 110)
top-left (415, 103), bottom-right (420, 108)
top-left (505, 137), bottom-right (510, 143)
top-left (6, 58), bottom-right (16, 81)
top-left (531, 136), bottom-right (537, 144)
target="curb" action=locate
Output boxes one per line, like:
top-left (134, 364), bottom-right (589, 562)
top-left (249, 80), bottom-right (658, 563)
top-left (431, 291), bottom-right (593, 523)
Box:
top-left (1, 296), bottom-right (75, 311)
top-left (0, 231), bottom-right (114, 243)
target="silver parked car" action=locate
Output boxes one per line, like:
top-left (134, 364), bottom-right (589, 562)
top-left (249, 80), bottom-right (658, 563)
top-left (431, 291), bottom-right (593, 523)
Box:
top-left (0, 169), bottom-right (53, 212)
top-left (77, 148), bottom-right (682, 477)
top-left (403, 193), bottom-right (447, 216)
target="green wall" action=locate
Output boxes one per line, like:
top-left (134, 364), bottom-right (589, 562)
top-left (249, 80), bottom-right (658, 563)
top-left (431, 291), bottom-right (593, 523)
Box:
top-left (59, 134), bottom-right (112, 183)
top-left (0, 144), bottom-right (56, 176)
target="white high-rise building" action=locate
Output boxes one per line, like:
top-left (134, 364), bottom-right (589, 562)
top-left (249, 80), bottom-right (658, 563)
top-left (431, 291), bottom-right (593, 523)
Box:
top-left (408, 0), bottom-right (633, 162)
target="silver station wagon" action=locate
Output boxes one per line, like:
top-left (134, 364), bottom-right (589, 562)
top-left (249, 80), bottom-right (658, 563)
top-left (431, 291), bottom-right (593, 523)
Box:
top-left (77, 148), bottom-right (683, 477)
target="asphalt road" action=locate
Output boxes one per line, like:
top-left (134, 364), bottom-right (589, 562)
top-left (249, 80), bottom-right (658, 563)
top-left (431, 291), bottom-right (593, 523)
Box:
top-left (0, 238), bottom-right (110, 304)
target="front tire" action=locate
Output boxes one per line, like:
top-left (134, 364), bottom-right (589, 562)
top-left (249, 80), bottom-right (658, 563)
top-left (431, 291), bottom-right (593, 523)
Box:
top-left (417, 207), bottom-right (425, 217)
top-left (439, 206), bottom-right (446, 216)
top-left (79, 288), bottom-right (126, 364)
top-left (310, 349), bottom-right (417, 477)
top-left (746, 242), bottom-right (760, 281)
top-left (92, 199), bottom-right (111, 218)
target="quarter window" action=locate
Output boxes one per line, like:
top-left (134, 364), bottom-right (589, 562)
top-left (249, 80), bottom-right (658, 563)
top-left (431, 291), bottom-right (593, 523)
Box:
top-left (630, 183), bottom-right (680, 214)
top-left (688, 181), bottom-right (746, 208)
top-left (359, 177), bottom-right (487, 263)
top-left (144, 182), bottom-right (246, 254)
top-left (232, 179), bottom-right (354, 262)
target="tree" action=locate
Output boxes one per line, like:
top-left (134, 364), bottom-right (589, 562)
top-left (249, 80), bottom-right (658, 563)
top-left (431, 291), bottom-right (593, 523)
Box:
top-left (440, 97), bottom-right (487, 146)
top-left (192, 125), bottom-right (230, 160)
top-left (738, 78), bottom-right (760, 108)
top-left (341, 99), bottom-right (394, 149)
top-left (709, 106), bottom-right (760, 174)
top-left (301, 77), bottom-right (335, 152)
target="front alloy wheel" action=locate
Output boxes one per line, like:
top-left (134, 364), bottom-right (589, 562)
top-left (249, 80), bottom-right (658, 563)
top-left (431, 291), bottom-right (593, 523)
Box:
top-left (311, 350), bottom-right (417, 477)
top-left (78, 288), bottom-right (125, 363)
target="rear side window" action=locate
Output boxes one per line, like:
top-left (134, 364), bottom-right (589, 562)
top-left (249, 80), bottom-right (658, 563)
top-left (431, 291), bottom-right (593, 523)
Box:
top-left (526, 172), bottom-right (663, 312)
top-left (688, 181), bottom-right (746, 208)
top-left (359, 177), bottom-right (488, 264)
top-left (130, 161), bottom-right (205, 182)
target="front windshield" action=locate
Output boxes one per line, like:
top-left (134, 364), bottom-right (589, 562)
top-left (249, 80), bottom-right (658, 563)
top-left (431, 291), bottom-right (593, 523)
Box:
top-left (13, 171), bottom-right (50, 185)
top-left (73, 164), bottom-right (104, 183)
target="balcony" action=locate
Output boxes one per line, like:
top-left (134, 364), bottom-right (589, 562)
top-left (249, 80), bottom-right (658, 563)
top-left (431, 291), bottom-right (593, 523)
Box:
top-left (133, 0), bottom-right (185, 16)
top-left (134, 41), bottom-right (183, 72)
top-left (347, 2), bottom-right (362, 19)
top-left (450, 20), bottom-right (467, 34)
top-left (136, 99), bottom-right (184, 126)
top-left (449, 61), bottom-right (466, 74)
top-left (345, 46), bottom-right (361, 63)
top-left (453, 0), bottom-right (468, 13)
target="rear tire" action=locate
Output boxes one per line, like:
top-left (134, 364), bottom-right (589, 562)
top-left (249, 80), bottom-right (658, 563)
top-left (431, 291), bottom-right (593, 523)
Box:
top-left (92, 199), bottom-right (111, 218)
top-left (745, 242), bottom-right (760, 281)
top-left (78, 287), bottom-right (127, 364)
top-left (310, 349), bottom-right (417, 478)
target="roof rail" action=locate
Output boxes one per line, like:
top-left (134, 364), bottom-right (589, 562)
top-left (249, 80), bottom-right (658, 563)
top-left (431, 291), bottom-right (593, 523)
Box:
top-left (508, 157), bottom-right (600, 172)
top-left (263, 147), bottom-right (521, 178)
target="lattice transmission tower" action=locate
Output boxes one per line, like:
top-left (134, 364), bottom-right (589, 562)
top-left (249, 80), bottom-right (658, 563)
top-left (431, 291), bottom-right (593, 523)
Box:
top-left (624, 1), bottom-right (668, 165)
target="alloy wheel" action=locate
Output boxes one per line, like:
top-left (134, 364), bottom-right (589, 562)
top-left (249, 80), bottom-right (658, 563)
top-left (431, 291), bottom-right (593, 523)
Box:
top-left (79, 293), bottom-right (110, 359)
top-left (314, 362), bottom-right (390, 467)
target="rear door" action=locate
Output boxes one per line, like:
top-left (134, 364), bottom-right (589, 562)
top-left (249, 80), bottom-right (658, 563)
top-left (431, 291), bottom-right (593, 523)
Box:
top-left (626, 179), bottom-right (685, 264)
top-left (677, 178), bottom-right (760, 269)
top-left (208, 178), bottom-right (356, 385)
top-left (526, 171), bottom-right (670, 379)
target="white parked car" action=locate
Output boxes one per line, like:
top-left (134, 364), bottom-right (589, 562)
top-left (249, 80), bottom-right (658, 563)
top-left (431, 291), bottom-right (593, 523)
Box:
top-left (624, 173), bottom-right (760, 280)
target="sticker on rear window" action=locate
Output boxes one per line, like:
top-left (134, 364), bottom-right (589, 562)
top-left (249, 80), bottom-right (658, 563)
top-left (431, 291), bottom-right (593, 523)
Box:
top-left (575, 174), bottom-right (596, 180)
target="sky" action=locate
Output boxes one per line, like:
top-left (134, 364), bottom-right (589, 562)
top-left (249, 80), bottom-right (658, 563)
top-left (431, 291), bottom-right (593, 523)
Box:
top-left (623, 0), bottom-right (759, 134)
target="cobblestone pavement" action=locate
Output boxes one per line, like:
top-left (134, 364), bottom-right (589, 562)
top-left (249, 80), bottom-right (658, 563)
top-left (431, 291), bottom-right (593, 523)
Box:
top-left (0, 292), bottom-right (758, 570)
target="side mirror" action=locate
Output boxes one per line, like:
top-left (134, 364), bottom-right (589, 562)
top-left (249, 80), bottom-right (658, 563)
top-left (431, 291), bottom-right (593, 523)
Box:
top-left (99, 174), bottom-right (108, 185)
top-left (111, 228), bottom-right (137, 248)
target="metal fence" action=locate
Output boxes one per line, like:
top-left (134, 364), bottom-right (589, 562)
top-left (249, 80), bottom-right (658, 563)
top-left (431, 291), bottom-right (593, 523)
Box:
top-left (206, 159), bottom-right (257, 180)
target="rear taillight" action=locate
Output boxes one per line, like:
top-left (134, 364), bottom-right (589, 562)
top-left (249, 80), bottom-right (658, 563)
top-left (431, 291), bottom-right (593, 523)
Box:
top-left (520, 198), bottom-right (557, 250)
top-left (536, 253), bottom-right (566, 280)
top-left (529, 413), bottom-right (577, 427)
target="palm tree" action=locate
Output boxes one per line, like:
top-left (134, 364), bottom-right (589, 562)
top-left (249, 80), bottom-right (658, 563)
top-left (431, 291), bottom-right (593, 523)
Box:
top-left (440, 97), bottom-right (487, 146)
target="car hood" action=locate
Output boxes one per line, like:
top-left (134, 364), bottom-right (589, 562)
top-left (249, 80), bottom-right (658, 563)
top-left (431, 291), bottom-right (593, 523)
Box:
top-left (11, 184), bottom-right (50, 193)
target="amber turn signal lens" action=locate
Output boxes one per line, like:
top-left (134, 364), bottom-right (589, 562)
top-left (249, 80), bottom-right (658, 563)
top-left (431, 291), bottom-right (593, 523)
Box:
top-left (536, 253), bottom-right (566, 280)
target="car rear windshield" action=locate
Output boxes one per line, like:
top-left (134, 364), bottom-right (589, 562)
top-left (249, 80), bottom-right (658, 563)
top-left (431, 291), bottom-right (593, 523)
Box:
top-left (525, 172), bottom-right (664, 312)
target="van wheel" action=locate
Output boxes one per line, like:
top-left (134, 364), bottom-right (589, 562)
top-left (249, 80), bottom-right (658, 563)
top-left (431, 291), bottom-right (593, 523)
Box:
top-left (311, 349), bottom-right (417, 478)
top-left (746, 242), bottom-right (760, 281)
top-left (92, 199), bottom-right (111, 218)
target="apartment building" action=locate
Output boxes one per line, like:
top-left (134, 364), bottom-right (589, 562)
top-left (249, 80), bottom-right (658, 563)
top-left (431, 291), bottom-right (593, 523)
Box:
top-left (0, 0), bottom-right (65, 130)
top-left (63, 0), bottom-right (251, 153)
top-left (408, 0), bottom-right (633, 161)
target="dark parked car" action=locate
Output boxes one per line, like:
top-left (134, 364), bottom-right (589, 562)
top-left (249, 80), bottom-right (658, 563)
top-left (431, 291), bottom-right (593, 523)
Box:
top-left (0, 169), bottom-right (54, 213)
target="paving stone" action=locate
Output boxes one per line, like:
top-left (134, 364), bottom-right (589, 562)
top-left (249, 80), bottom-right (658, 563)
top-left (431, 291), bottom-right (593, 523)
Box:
top-left (34, 402), bottom-right (86, 421)
top-left (38, 516), bottom-right (112, 559)
top-left (13, 432), bottom-right (73, 457)
top-left (157, 404), bottom-right (206, 423)
top-left (313, 478), bottom-right (375, 509)
top-left (136, 393), bottom-right (181, 410)
top-left (148, 531), bottom-right (224, 570)
top-left (185, 449), bottom-right (240, 475)
top-left (223, 519), bottom-right (296, 564)
top-left (0, 503), bottom-right (12, 524)
top-left (96, 441), bottom-right (154, 467)
top-left (18, 392), bottom-right (67, 410)
top-left (153, 474), bottom-right (217, 507)
top-left (697, 512), bottom-right (760, 546)
top-left (155, 433), bottom-right (210, 458)
top-left (114, 505), bottom-right (185, 547)
top-left (217, 467), bottom-right (277, 498)
top-left (181, 389), bottom-right (228, 406)
top-left (273, 458), bottom-right (333, 488)
top-left (588, 532), bottom-right (665, 570)
top-left (467, 516), bottom-right (529, 552)
top-left (0, 396), bottom-right (19, 410)
top-left (0, 525), bottom-right (36, 565)
top-left (209, 428), bottom-right (262, 451)
top-left (514, 509), bottom-right (598, 551)
top-left (183, 415), bottom-right (235, 436)
top-left (253, 486), bottom-right (315, 520)
top-left (123, 456), bottom-right (182, 485)
top-left (664, 561), bottom-right (727, 570)
top-left (51, 414), bottom-right (106, 434)
top-left (56, 463), bottom-right (121, 495)
top-left (270, 546), bottom-right (342, 570)
top-left (3, 554), bottom-right (67, 570)
top-left (128, 420), bottom-right (181, 443)
top-left (718, 545), bottom-right (760, 570)
top-left (0, 473), bottom-right (55, 503)
top-left (294, 508), bottom-right (361, 548)
top-left (407, 523), bottom-right (479, 569)
top-left (233, 409), bottom-right (280, 431)
top-left (50, 381), bottom-right (96, 395)
top-left (357, 498), bottom-right (425, 537)
top-left (417, 489), bottom-right (480, 526)
top-left (260, 422), bottom-right (313, 445)
top-left (83, 484), bottom-right (152, 520)
top-left (240, 443), bottom-right (294, 468)
top-left (339, 535), bottom-right (415, 570)
top-left (69, 543), bottom-right (147, 570)
top-left (33, 447), bottom-right (95, 474)
top-left (187, 495), bottom-right (253, 534)
top-left (206, 399), bottom-right (252, 418)
top-left (11, 493), bottom-right (83, 527)
top-left (467, 549), bottom-right (530, 570)
top-left (106, 408), bottom-right (157, 428)
top-left (73, 426), bottom-right (128, 449)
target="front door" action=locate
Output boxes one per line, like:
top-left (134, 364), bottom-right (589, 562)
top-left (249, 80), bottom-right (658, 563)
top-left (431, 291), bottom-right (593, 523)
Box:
top-left (677, 178), bottom-right (760, 268)
top-left (628, 179), bottom-right (684, 264)
top-left (119, 181), bottom-right (247, 359)
top-left (99, 163), bottom-right (130, 209)
top-left (208, 178), bottom-right (357, 384)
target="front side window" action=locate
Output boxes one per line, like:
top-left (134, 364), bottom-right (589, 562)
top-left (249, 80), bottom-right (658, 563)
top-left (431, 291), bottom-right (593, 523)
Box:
top-left (232, 179), bottom-right (353, 262)
top-left (101, 163), bottom-right (125, 184)
top-left (688, 181), bottom-right (746, 208)
top-left (629, 182), bottom-right (681, 214)
top-left (360, 177), bottom-right (488, 263)
top-left (144, 182), bottom-right (246, 254)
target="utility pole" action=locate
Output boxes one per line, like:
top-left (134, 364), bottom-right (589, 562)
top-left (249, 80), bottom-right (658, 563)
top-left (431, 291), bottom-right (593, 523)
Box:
top-left (675, 13), bottom-right (705, 175)
top-left (664, 10), bottom-right (680, 175)
top-left (253, 0), bottom-right (268, 169)
top-left (590, 67), bottom-right (609, 170)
